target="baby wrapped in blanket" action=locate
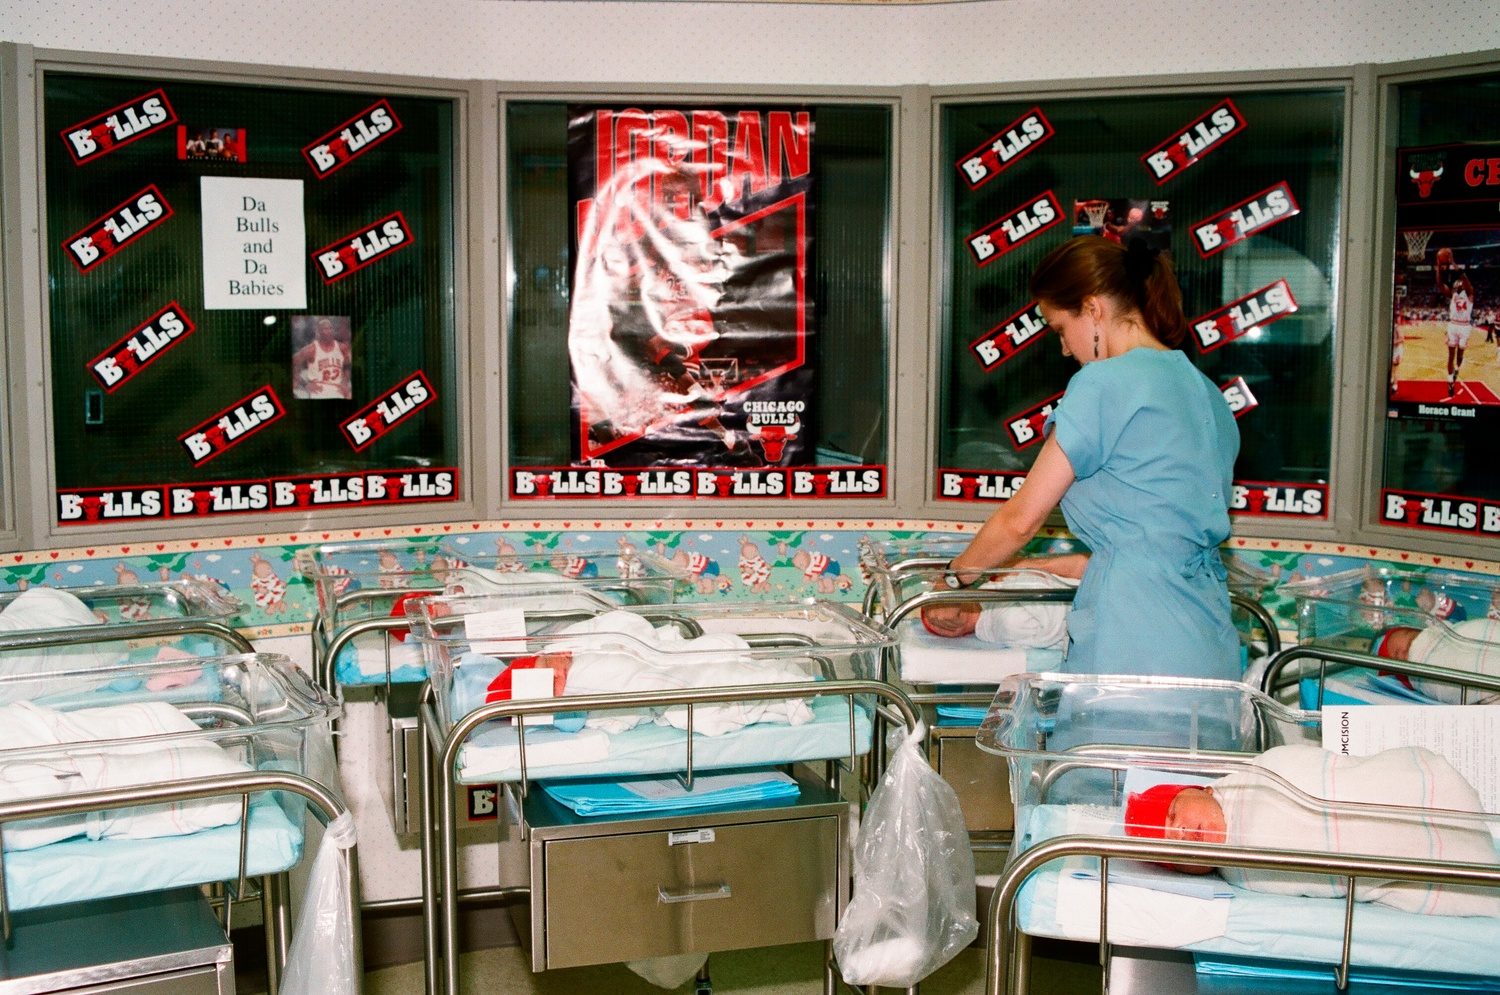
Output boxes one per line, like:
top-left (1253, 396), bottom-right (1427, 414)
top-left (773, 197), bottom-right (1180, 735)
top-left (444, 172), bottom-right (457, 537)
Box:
top-left (0, 699), bottom-right (246, 850)
top-left (1125, 744), bottom-right (1500, 917)
top-left (1372, 618), bottom-right (1500, 704)
top-left (469, 610), bottom-right (816, 736)
top-left (0, 589), bottom-right (128, 703)
top-left (917, 571), bottom-right (1076, 645)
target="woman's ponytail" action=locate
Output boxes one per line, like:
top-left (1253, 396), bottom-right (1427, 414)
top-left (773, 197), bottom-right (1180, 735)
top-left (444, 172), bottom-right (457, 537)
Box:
top-left (1030, 235), bottom-right (1189, 350)
top-left (1127, 238), bottom-right (1189, 349)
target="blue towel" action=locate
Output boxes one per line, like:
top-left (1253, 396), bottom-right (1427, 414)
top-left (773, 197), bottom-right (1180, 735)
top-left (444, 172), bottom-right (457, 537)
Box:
top-left (936, 704), bottom-right (989, 726)
top-left (541, 769), bottom-right (800, 817)
top-left (1195, 954), bottom-right (1500, 990)
top-left (1298, 672), bottom-right (1443, 709)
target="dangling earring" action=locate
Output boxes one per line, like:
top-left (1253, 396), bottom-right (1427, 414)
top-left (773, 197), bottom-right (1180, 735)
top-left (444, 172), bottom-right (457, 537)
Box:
top-left (1093, 324), bottom-right (1101, 359)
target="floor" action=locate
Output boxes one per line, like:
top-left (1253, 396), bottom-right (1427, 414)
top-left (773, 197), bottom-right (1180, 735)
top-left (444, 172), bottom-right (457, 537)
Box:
top-left (358, 939), bottom-right (1101, 994)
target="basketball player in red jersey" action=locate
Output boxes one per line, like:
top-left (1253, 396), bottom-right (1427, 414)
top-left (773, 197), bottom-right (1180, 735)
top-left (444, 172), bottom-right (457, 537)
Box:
top-left (1437, 250), bottom-right (1475, 400)
top-left (293, 317), bottom-right (353, 399)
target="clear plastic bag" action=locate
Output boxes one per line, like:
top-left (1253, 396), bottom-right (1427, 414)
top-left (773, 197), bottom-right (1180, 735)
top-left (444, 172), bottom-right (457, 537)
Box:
top-left (833, 722), bottom-right (978, 987)
top-left (280, 811), bottom-right (358, 995)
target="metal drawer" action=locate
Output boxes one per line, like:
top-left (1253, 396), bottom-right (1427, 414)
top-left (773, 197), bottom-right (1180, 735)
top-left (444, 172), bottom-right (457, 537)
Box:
top-left (935, 730), bottom-right (1013, 833)
top-left (540, 814), bottom-right (840, 969)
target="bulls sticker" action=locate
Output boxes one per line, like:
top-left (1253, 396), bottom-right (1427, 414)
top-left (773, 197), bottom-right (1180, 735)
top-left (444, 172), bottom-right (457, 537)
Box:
top-left (1380, 489), bottom-right (1500, 536)
top-left (936, 470), bottom-right (1027, 503)
top-left (1230, 481), bottom-right (1328, 519)
top-left (57, 485), bottom-right (165, 524)
top-left (1190, 279), bottom-right (1298, 352)
top-left (60, 89), bottom-right (176, 165)
top-left (1142, 99), bottom-right (1246, 184)
top-left (509, 465), bottom-right (884, 501)
top-left (966, 190), bottom-right (1062, 267)
top-left (303, 99), bottom-right (402, 178)
top-left (165, 468), bottom-right (458, 518)
top-left (341, 371), bottom-right (435, 451)
top-left (1220, 376), bottom-right (1259, 418)
top-left (312, 212), bottom-right (412, 283)
top-left (179, 386), bottom-right (285, 467)
top-left (88, 302), bottom-right (195, 392)
top-left (971, 301), bottom-right (1048, 370)
top-left (1005, 391), bottom-right (1063, 450)
top-left (955, 108), bottom-right (1054, 191)
top-left (1192, 182), bottom-right (1300, 257)
top-left (63, 186), bottom-right (172, 273)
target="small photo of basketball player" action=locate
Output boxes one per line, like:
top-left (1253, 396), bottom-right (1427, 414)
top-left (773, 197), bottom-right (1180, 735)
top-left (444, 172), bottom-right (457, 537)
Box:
top-left (177, 126), bottom-right (247, 163)
top-left (1072, 197), bottom-right (1172, 251)
top-left (290, 315), bottom-right (353, 400)
top-left (1390, 229), bottom-right (1500, 406)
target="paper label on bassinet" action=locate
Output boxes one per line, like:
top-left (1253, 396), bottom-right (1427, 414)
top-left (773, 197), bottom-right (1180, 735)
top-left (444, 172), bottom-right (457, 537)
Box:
top-left (1323, 705), bottom-right (1500, 813)
top-left (463, 608), bottom-right (527, 654)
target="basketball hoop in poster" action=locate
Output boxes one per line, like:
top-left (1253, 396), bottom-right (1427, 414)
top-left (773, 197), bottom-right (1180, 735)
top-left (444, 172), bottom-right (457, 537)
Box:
top-left (567, 107), bottom-right (815, 470)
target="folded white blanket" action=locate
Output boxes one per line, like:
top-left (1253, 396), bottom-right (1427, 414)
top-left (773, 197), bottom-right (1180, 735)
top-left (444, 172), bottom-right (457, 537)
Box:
top-left (539, 611), bottom-right (816, 736)
top-left (0, 589), bottom-right (129, 703)
top-left (459, 725), bottom-right (612, 776)
top-left (0, 700), bottom-right (246, 851)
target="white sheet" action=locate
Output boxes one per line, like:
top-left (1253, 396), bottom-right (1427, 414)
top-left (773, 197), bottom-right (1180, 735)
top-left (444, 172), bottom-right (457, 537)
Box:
top-left (0, 589), bottom-right (128, 702)
top-left (895, 625), bottom-right (1064, 684)
top-left (0, 700), bottom-right (245, 850)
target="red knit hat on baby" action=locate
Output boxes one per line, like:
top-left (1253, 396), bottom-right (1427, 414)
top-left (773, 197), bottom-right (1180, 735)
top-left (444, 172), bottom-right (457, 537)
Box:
top-left (1123, 783), bottom-right (1192, 839)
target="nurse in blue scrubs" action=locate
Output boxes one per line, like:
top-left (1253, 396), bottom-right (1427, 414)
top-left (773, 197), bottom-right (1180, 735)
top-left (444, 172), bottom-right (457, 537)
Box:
top-left (951, 236), bottom-right (1241, 680)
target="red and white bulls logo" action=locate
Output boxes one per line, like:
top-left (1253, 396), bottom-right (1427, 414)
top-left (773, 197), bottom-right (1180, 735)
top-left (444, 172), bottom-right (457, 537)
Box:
top-left (749, 418), bottom-right (800, 463)
top-left (1409, 164), bottom-right (1444, 198)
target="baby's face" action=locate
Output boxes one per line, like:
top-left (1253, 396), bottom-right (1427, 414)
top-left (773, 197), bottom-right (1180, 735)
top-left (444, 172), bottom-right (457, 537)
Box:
top-left (921, 601), bottom-right (982, 638)
top-left (1381, 626), bottom-right (1420, 660)
top-left (1163, 787), bottom-right (1227, 874)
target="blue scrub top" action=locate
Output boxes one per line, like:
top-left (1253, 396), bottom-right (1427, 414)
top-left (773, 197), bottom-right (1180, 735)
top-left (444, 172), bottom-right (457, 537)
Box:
top-left (1045, 348), bottom-right (1241, 680)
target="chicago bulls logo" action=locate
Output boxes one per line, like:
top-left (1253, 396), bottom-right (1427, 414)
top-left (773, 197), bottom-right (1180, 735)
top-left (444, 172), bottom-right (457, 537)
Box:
top-left (749, 417), bottom-right (800, 463)
top-left (1410, 164), bottom-right (1444, 198)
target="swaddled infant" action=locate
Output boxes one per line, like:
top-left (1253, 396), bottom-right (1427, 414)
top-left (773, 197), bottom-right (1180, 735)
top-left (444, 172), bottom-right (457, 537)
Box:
top-left (918, 571), bottom-right (1076, 646)
top-left (477, 610), bottom-right (818, 736)
top-left (1372, 618), bottom-right (1500, 704)
top-left (1125, 744), bottom-right (1500, 917)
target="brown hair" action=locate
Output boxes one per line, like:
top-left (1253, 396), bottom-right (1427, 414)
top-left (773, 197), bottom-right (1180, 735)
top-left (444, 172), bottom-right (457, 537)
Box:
top-left (1028, 235), bottom-right (1189, 349)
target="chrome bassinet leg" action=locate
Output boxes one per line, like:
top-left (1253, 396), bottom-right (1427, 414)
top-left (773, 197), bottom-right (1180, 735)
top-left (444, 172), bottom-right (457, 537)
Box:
top-left (419, 706), bottom-right (442, 995)
top-left (262, 871), bottom-right (291, 995)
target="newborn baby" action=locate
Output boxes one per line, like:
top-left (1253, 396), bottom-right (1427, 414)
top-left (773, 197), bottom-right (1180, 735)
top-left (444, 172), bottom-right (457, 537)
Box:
top-left (1124, 744), bottom-right (1500, 917)
top-left (1372, 618), bottom-right (1500, 703)
top-left (918, 571), bottom-right (1076, 647)
top-left (472, 610), bottom-right (817, 736)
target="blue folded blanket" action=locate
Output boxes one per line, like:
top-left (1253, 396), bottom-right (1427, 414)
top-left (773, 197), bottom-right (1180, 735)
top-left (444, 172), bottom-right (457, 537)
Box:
top-left (1195, 954), bottom-right (1500, 991)
top-left (541, 768), bottom-right (800, 817)
top-left (936, 704), bottom-right (989, 726)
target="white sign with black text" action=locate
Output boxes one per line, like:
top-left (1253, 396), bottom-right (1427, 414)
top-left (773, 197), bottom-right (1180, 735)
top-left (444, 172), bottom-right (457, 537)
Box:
top-left (200, 177), bottom-right (307, 310)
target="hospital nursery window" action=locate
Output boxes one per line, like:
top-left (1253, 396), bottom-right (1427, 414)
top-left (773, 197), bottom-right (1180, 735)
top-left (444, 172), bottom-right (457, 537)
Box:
top-left (41, 69), bottom-right (461, 530)
top-left (504, 99), bottom-right (893, 504)
top-left (934, 86), bottom-right (1345, 524)
top-left (1377, 67), bottom-right (1500, 543)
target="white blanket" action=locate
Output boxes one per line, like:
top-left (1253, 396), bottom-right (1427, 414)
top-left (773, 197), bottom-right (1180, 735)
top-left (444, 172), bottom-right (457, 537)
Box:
top-left (1215, 744), bottom-right (1500, 917)
top-left (1409, 618), bottom-right (1500, 704)
top-left (0, 700), bottom-right (245, 850)
top-left (973, 573), bottom-right (1076, 648)
top-left (0, 589), bottom-right (129, 702)
top-left (537, 611), bottom-right (816, 736)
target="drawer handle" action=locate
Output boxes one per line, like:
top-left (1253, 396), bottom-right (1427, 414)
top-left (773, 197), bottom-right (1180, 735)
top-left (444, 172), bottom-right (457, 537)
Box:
top-left (657, 883), bottom-right (732, 905)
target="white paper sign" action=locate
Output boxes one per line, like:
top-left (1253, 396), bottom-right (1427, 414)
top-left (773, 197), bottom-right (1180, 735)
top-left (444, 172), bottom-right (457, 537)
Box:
top-left (200, 177), bottom-right (306, 309)
top-left (463, 608), bottom-right (528, 654)
top-left (1322, 704), bottom-right (1500, 813)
